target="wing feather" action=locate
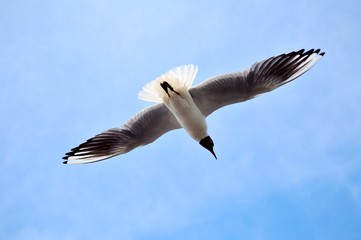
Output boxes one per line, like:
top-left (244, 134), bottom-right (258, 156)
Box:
top-left (63, 103), bottom-right (181, 164)
top-left (189, 49), bottom-right (324, 116)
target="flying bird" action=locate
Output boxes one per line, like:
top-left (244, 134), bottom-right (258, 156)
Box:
top-left (63, 49), bottom-right (324, 164)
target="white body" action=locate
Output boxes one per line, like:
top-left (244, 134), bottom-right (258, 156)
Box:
top-left (163, 88), bottom-right (207, 141)
top-left (138, 64), bottom-right (207, 141)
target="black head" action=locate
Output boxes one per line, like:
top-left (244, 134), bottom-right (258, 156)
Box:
top-left (199, 136), bottom-right (217, 159)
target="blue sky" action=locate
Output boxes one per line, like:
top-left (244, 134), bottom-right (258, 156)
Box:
top-left (1, 0), bottom-right (361, 239)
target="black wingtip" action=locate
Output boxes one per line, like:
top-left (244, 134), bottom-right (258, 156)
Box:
top-left (294, 49), bottom-right (305, 55)
top-left (295, 48), bottom-right (324, 57)
top-left (62, 155), bottom-right (69, 164)
top-left (303, 48), bottom-right (315, 56)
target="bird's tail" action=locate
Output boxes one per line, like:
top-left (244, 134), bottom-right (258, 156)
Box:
top-left (138, 64), bottom-right (198, 102)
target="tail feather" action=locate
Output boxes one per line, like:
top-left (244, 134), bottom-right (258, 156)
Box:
top-left (138, 64), bottom-right (198, 102)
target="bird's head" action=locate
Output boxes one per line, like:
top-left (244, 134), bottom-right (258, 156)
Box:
top-left (199, 136), bottom-right (217, 159)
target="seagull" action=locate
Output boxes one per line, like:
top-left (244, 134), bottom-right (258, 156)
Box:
top-left (63, 49), bottom-right (324, 164)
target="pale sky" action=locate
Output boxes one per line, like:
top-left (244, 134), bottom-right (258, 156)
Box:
top-left (1, 0), bottom-right (361, 239)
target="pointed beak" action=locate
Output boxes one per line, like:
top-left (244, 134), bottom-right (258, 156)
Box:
top-left (199, 136), bottom-right (217, 160)
top-left (209, 148), bottom-right (217, 160)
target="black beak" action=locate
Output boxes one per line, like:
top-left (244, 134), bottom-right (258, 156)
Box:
top-left (209, 147), bottom-right (217, 159)
top-left (199, 136), bottom-right (217, 160)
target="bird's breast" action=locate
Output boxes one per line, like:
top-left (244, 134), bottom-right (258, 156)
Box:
top-left (163, 90), bottom-right (207, 141)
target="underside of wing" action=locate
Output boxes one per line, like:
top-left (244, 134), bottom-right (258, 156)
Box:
top-left (63, 104), bottom-right (181, 164)
top-left (190, 49), bottom-right (324, 116)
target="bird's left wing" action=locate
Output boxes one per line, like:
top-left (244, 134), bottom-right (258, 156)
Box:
top-left (63, 103), bottom-right (181, 164)
top-left (189, 49), bottom-right (324, 116)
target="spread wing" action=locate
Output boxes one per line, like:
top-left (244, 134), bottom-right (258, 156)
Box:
top-left (63, 103), bottom-right (181, 164)
top-left (189, 49), bottom-right (324, 116)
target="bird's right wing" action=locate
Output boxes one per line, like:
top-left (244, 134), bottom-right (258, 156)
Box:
top-left (189, 49), bottom-right (324, 116)
top-left (63, 103), bottom-right (181, 164)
